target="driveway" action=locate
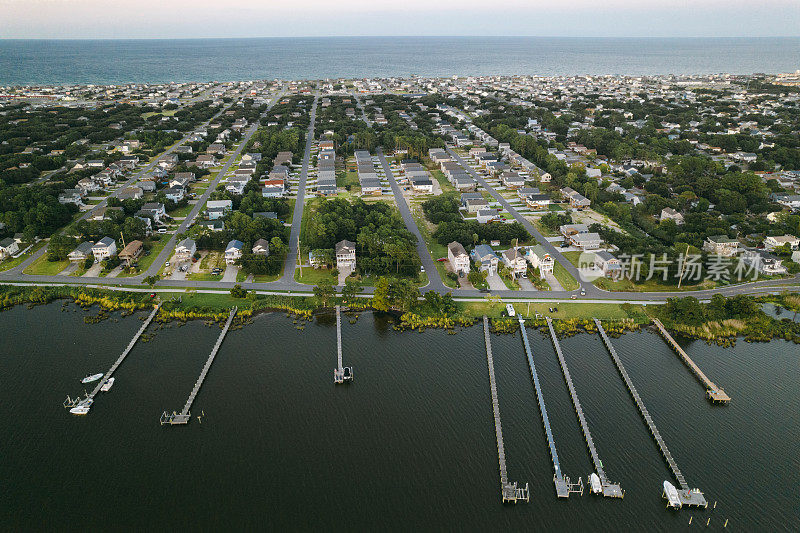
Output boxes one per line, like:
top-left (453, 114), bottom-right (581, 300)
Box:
top-left (544, 272), bottom-right (565, 291)
top-left (82, 262), bottom-right (103, 277)
top-left (58, 262), bottom-right (79, 276)
top-left (517, 277), bottom-right (536, 291)
top-left (222, 264), bottom-right (239, 283)
top-left (486, 273), bottom-right (507, 291)
top-left (168, 258), bottom-right (191, 281)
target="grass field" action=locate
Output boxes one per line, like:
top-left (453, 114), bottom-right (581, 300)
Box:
top-left (456, 300), bottom-right (649, 320)
top-left (553, 261), bottom-right (579, 291)
top-left (169, 203), bottom-right (194, 218)
top-left (23, 254), bottom-right (69, 275)
top-left (295, 267), bottom-right (335, 285)
top-left (120, 237), bottom-right (171, 277)
top-left (0, 241), bottom-right (46, 272)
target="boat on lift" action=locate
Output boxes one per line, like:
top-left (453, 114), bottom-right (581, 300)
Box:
top-left (81, 373), bottom-right (104, 384)
top-left (589, 473), bottom-right (602, 494)
top-left (663, 480), bottom-right (682, 509)
top-left (100, 377), bottom-right (115, 391)
top-left (69, 398), bottom-right (93, 415)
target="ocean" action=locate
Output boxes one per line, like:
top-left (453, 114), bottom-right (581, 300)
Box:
top-left (1, 37), bottom-right (799, 86)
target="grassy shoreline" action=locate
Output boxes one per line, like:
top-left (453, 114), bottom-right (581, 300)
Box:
top-left (1, 284), bottom-right (797, 344)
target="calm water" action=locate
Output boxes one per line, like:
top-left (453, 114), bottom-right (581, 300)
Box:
top-left (0, 303), bottom-right (798, 530)
top-left (1, 37), bottom-right (800, 85)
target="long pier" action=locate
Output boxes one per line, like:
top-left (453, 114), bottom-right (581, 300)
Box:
top-left (652, 318), bottom-right (730, 404)
top-left (518, 317), bottom-right (582, 498)
top-left (333, 305), bottom-right (353, 384)
top-left (64, 305), bottom-right (159, 413)
top-left (545, 318), bottom-right (623, 498)
top-left (594, 318), bottom-right (707, 508)
top-left (160, 307), bottom-right (237, 425)
top-left (483, 317), bottom-right (529, 504)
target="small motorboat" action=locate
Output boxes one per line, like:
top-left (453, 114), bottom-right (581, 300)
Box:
top-left (663, 480), bottom-right (682, 509)
top-left (100, 377), bottom-right (115, 392)
top-left (81, 373), bottom-right (104, 384)
top-left (589, 473), bottom-right (602, 494)
top-left (69, 398), bottom-right (93, 415)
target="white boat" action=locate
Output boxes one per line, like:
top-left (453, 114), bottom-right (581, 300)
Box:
top-left (663, 480), bottom-right (682, 509)
top-left (69, 398), bottom-right (93, 415)
top-left (100, 377), bottom-right (115, 391)
top-left (589, 473), bottom-right (602, 494)
top-left (81, 373), bottom-right (104, 384)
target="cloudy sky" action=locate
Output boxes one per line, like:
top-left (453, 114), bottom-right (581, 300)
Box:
top-left (2, 0), bottom-right (799, 39)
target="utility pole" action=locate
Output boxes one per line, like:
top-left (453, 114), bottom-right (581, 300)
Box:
top-left (677, 243), bottom-right (690, 289)
top-left (297, 237), bottom-right (302, 276)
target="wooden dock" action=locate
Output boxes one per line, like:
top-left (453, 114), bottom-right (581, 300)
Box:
top-left (546, 318), bottom-right (622, 499)
top-left (483, 317), bottom-right (529, 504)
top-left (64, 306), bottom-right (159, 413)
top-left (594, 319), bottom-right (708, 508)
top-left (518, 317), bottom-right (583, 498)
top-left (333, 305), bottom-right (352, 384)
top-left (652, 319), bottom-right (730, 404)
top-left (160, 307), bottom-right (237, 425)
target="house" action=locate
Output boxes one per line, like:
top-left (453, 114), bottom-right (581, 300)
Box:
top-left (409, 175), bottom-right (434, 193)
top-left (570, 232), bottom-right (603, 250)
top-left (137, 202), bottom-right (166, 224)
top-left (0, 238), bottom-right (19, 260)
top-left (704, 236), bottom-right (739, 257)
top-left (560, 223), bottom-right (591, 239)
top-left (660, 207), bottom-right (684, 225)
top-left (195, 154), bottom-right (217, 168)
top-left (741, 249), bottom-right (787, 275)
top-left (252, 238), bottom-right (270, 256)
top-left (501, 247), bottom-right (528, 278)
top-left (198, 220), bottom-right (225, 231)
top-left (225, 240), bottom-right (244, 264)
top-left (175, 238), bottom-right (196, 258)
top-left (92, 237), bottom-right (117, 261)
top-left (561, 187), bottom-right (591, 209)
top-left (593, 250), bottom-right (622, 280)
top-left (163, 186), bottom-right (185, 202)
top-left (525, 245), bottom-right (554, 276)
top-left (764, 235), bottom-right (800, 251)
top-left (500, 171), bottom-right (525, 189)
top-left (58, 188), bottom-right (84, 206)
top-left (447, 241), bottom-right (470, 275)
top-left (471, 244), bottom-right (500, 276)
top-left (463, 196), bottom-right (489, 213)
top-left (525, 194), bottom-right (551, 210)
top-left (118, 240), bottom-right (144, 266)
top-left (206, 200), bottom-right (233, 219)
top-left (476, 208), bottom-right (500, 224)
top-left (335, 240), bottom-right (356, 271)
top-left (261, 186), bottom-right (284, 198)
top-left (207, 143), bottom-right (226, 155)
top-left (309, 250), bottom-right (325, 269)
top-left (68, 241), bottom-right (94, 263)
top-left (118, 186), bottom-right (144, 201)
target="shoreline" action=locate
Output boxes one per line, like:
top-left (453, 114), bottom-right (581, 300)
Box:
top-left (4, 284), bottom-right (798, 346)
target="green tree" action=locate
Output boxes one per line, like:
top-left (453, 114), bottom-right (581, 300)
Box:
top-left (230, 284), bottom-right (247, 298)
top-left (372, 276), bottom-right (390, 312)
top-left (341, 279), bottom-right (361, 303)
top-left (143, 275), bottom-right (160, 288)
top-left (313, 278), bottom-right (336, 308)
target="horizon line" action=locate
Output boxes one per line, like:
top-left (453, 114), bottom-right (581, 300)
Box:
top-left (3, 35), bottom-right (800, 41)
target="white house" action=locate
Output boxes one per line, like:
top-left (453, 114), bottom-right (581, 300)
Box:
top-left (335, 240), bottom-right (356, 271)
top-left (252, 238), bottom-right (270, 256)
top-left (175, 238), bottom-right (196, 259)
top-left (225, 240), bottom-right (244, 264)
top-left (476, 208), bottom-right (500, 224)
top-left (501, 247), bottom-right (528, 278)
top-left (447, 241), bottom-right (470, 276)
top-left (525, 245), bottom-right (554, 276)
top-left (594, 250), bottom-right (623, 280)
top-left (92, 237), bottom-right (117, 261)
top-left (660, 207), bottom-right (684, 225)
top-left (0, 238), bottom-right (19, 260)
top-left (704, 236), bottom-right (739, 257)
top-left (764, 235), bottom-right (800, 251)
top-left (68, 241), bottom-right (94, 262)
top-left (471, 244), bottom-right (500, 276)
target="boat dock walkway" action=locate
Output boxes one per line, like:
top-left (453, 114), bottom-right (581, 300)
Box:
top-left (333, 305), bottom-right (352, 384)
top-left (594, 318), bottom-right (707, 508)
top-left (160, 307), bottom-right (237, 425)
top-left (64, 305), bottom-right (159, 412)
top-left (545, 318), bottom-right (623, 498)
top-left (518, 317), bottom-right (582, 498)
top-left (652, 319), bottom-right (730, 404)
top-left (483, 317), bottom-right (529, 504)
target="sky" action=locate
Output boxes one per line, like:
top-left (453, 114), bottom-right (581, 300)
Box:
top-left (1, 0), bottom-right (799, 39)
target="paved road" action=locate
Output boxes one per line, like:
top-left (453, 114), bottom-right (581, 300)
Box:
top-left (143, 89), bottom-right (287, 278)
top-left (376, 148), bottom-right (446, 293)
top-left (280, 90), bottom-right (319, 287)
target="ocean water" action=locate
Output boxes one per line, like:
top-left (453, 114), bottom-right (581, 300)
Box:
top-left (1, 37), bottom-right (799, 86)
top-left (1, 303), bottom-right (798, 530)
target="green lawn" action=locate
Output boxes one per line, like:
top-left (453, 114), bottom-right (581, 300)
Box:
top-left (186, 272), bottom-right (223, 282)
top-left (295, 267), bottom-right (335, 285)
top-left (553, 261), bottom-right (579, 291)
top-left (158, 291), bottom-right (244, 310)
top-left (253, 272), bottom-right (282, 283)
top-left (169, 203), bottom-right (194, 218)
top-left (23, 254), bottom-right (69, 275)
top-left (456, 300), bottom-right (649, 321)
top-left (337, 170), bottom-right (360, 190)
top-left (0, 241), bottom-right (46, 272)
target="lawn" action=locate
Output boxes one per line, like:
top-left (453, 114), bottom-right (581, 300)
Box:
top-left (337, 170), bottom-right (360, 190)
top-left (0, 241), bottom-right (46, 272)
top-left (169, 203), bottom-right (194, 218)
top-left (553, 261), bottom-right (579, 291)
top-left (23, 254), bottom-right (69, 275)
top-left (456, 300), bottom-right (649, 321)
top-left (295, 267), bottom-right (335, 285)
top-left (120, 237), bottom-right (171, 277)
top-left (158, 291), bottom-right (245, 310)
top-left (253, 272), bottom-right (282, 283)
top-left (299, 197), bottom-right (323, 243)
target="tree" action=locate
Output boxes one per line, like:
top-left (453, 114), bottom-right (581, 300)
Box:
top-left (341, 279), bottom-right (361, 303)
top-left (230, 284), bottom-right (247, 298)
top-left (313, 278), bottom-right (335, 308)
top-left (143, 275), bottom-right (160, 288)
top-left (389, 279), bottom-right (420, 312)
top-left (372, 276), bottom-right (390, 312)
top-left (468, 270), bottom-right (486, 287)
